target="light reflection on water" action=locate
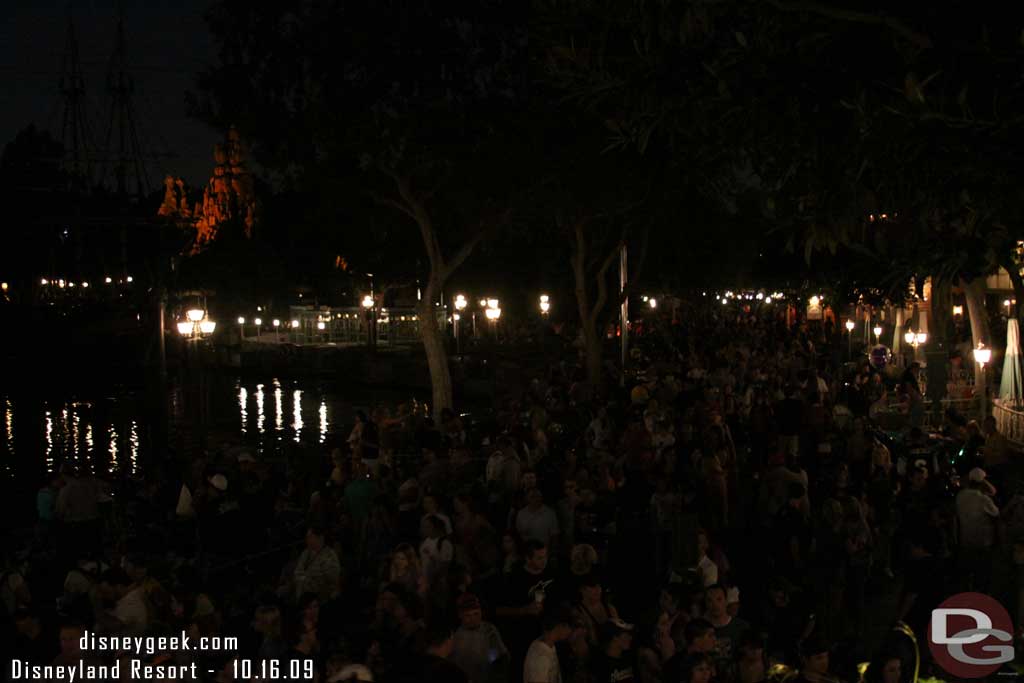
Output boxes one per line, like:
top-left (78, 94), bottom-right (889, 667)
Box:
top-left (239, 386), bottom-right (248, 435)
top-left (319, 400), bottom-right (328, 444)
top-left (109, 425), bottom-right (118, 474)
top-left (0, 376), bottom-right (354, 487)
top-left (292, 390), bottom-right (303, 443)
top-left (255, 384), bottom-right (265, 434)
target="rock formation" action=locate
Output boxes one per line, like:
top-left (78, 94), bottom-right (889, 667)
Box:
top-left (157, 126), bottom-right (258, 254)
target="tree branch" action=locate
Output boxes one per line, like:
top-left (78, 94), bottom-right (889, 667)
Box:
top-left (386, 169), bottom-right (445, 274)
top-left (765, 0), bottom-right (933, 49)
top-left (367, 190), bottom-right (419, 224)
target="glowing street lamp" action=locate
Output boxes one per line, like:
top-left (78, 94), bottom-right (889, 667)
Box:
top-left (362, 295), bottom-right (374, 309)
top-left (237, 317), bottom-right (246, 325)
top-left (648, 297), bottom-right (657, 309)
top-left (952, 305), bottom-right (963, 317)
top-left (844, 320), bottom-right (855, 333)
top-left (177, 309), bottom-right (217, 340)
top-left (974, 342), bottom-right (993, 416)
top-left (974, 342), bottom-right (991, 368)
top-left (317, 321), bottom-right (326, 331)
top-left (539, 294), bottom-right (551, 315)
top-left (290, 320), bottom-right (300, 329)
top-left (105, 277), bottom-right (113, 284)
top-left (873, 325), bottom-right (883, 343)
top-left (453, 295), bottom-right (468, 352)
top-left (254, 317), bottom-right (262, 326)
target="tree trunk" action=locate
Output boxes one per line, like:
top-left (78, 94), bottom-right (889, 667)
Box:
top-left (926, 277), bottom-right (951, 422)
top-left (418, 295), bottom-right (453, 424)
top-left (1000, 254), bottom-right (1024, 336)
top-left (582, 322), bottom-right (603, 391)
top-left (962, 275), bottom-right (992, 393)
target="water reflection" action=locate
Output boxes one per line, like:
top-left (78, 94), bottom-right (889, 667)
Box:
top-left (292, 390), bottom-right (303, 443)
top-left (319, 400), bottom-right (328, 444)
top-left (109, 425), bottom-right (118, 474)
top-left (255, 384), bottom-right (265, 435)
top-left (239, 386), bottom-right (248, 435)
top-left (3, 399), bottom-right (11, 477)
top-left (129, 422), bottom-right (139, 476)
top-left (1, 375), bottom-right (362, 489)
top-left (45, 411), bottom-right (53, 472)
top-left (274, 380), bottom-right (283, 433)
top-left (4, 399), bottom-right (13, 456)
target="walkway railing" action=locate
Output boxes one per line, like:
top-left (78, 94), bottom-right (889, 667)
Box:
top-left (993, 398), bottom-right (1024, 447)
top-left (241, 305), bottom-right (446, 346)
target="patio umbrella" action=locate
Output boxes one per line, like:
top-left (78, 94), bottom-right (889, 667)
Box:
top-left (1000, 318), bottom-right (1023, 406)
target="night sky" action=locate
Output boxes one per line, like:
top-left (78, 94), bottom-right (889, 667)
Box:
top-left (1, 0), bottom-right (219, 187)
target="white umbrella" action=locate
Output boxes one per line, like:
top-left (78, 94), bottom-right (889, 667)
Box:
top-left (1000, 318), bottom-right (1023, 406)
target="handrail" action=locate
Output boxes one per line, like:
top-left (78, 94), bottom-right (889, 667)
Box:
top-left (993, 398), bottom-right (1024, 446)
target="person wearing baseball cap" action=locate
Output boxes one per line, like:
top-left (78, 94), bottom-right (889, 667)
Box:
top-left (589, 617), bottom-right (636, 683)
top-left (956, 466), bottom-right (999, 591)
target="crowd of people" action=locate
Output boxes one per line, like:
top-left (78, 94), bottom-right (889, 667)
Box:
top-left (1, 306), bottom-right (1021, 683)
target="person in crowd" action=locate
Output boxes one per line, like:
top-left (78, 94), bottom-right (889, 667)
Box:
top-left (703, 583), bottom-right (749, 682)
top-left (573, 573), bottom-right (620, 649)
top-left (451, 592), bottom-right (508, 683)
top-left (523, 606), bottom-right (574, 683)
top-left (516, 487), bottom-right (561, 548)
top-left (589, 617), bottom-right (636, 683)
top-left (955, 467), bottom-right (999, 592)
top-left (283, 525), bottom-right (341, 603)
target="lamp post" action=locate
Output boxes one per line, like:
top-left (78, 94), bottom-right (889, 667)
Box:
top-left (272, 318), bottom-right (281, 342)
top-left (540, 294), bottom-right (550, 316)
top-left (873, 325), bottom-right (883, 345)
top-left (362, 294), bottom-right (376, 350)
top-left (454, 294), bottom-right (467, 354)
top-left (177, 308), bottom-right (216, 450)
top-left (485, 303), bottom-right (501, 340)
top-left (845, 319), bottom-right (855, 359)
top-left (254, 317), bottom-right (262, 340)
top-left (237, 316), bottom-right (246, 341)
top-left (970, 344), bottom-right (987, 419)
top-left (904, 329), bottom-right (927, 364)
top-left (177, 310), bottom-right (217, 342)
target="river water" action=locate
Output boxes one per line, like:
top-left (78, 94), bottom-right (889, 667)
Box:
top-left (0, 371), bottom-right (425, 524)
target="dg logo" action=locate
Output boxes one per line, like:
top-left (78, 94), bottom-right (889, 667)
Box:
top-left (928, 592), bottom-right (1014, 679)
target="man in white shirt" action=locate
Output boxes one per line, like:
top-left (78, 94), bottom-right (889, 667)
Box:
top-left (523, 607), bottom-right (572, 683)
top-left (516, 489), bottom-right (560, 548)
top-left (97, 568), bottom-right (148, 637)
top-left (956, 468), bottom-right (1000, 591)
